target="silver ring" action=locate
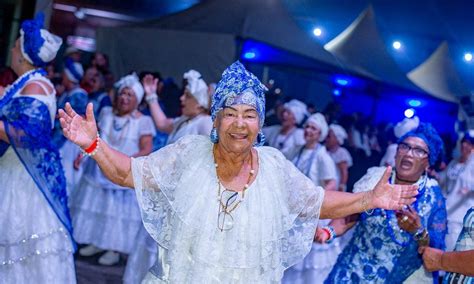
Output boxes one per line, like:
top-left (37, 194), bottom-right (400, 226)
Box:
top-left (402, 216), bottom-right (409, 222)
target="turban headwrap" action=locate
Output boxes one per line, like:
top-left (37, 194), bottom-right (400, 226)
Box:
top-left (210, 61), bottom-right (267, 146)
top-left (20, 13), bottom-right (62, 67)
top-left (114, 73), bottom-right (145, 103)
top-left (329, 124), bottom-right (348, 145)
top-left (183, 69), bottom-right (209, 109)
top-left (284, 99), bottom-right (308, 125)
top-left (398, 122), bottom-right (444, 166)
top-left (305, 113), bottom-right (328, 142)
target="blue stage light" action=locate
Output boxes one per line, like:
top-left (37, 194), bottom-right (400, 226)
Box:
top-left (404, 108), bottom-right (415, 118)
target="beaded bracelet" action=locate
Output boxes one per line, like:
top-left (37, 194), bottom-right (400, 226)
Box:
top-left (321, 225), bottom-right (337, 243)
top-left (145, 93), bottom-right (158, 104)
top-left (81, 132), bottom-right (100, 156)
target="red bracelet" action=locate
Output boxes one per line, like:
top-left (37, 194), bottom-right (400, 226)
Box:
top-left (82, 133), bottom-right (100, 156)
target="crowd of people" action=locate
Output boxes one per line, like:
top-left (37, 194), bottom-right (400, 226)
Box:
top-left (1, 14), bottom-right (473, 284)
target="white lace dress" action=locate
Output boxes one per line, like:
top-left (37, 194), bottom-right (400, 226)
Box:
top-left (132, 135), bottom-right (324, 283)
top-left (70, 107), bottom-right (156, 253)
top-left (0, 79), bottom-right (76, 283)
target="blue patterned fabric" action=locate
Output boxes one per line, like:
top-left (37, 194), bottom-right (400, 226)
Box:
top-left (325, 176), bottom-right (447, 284)
top-left (0, 96), bottom-right (75, 249)
top-left (398, 122), bottom-right (444, 166)
top-left (52, 87), bottom-right (88, 148)
top-left (211, 61), bottom-right (267, 128)
top-left (443, 207), bottom-right (474, 284)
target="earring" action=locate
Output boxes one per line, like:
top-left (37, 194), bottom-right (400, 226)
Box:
top-left (210, 127), bottom-right (219, 143)
top-left (254, 130), bottom-right (266, 146)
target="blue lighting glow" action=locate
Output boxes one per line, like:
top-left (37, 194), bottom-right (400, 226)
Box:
top-left (333, 89), bottom-right (341, 96)
top-left (404, 108), bottom-right (415, 118)
top-left (408, 99), bottom-right (422, 107)
top-left (243, 51), bottom-right (256, 59)
top-left (464, 52), bottom-right (473, 62)
top-left (393, 41), bottom-right (402, 50)
top-left (313, 27), bottom-right (322, 37)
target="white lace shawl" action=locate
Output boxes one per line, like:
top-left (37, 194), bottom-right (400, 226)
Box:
top-left (131, 135), bottom-right (324, 282)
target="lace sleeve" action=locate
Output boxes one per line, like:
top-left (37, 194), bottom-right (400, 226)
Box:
top-left (427, 185), bottom-right (447, 250)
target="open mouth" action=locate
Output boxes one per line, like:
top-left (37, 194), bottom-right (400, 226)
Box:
top-left (229, 133), bottom-right (248, 140)
top-left (399, 159), bottom-right (414, 170)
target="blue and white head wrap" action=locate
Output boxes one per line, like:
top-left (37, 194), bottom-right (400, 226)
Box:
top-left (398, 122), bottom-right (444, 166)
top-left (20, 13), bottom-right (62, 67)
top-left (64, 58), bottom-right (84, 83)
top-left (211, 61), bottom-right (267, 128)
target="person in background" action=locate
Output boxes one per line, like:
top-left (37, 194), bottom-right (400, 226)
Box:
top-left (326, 124), bottom-right (353, 192)
top-left (263, 99), bottom-right (307, 158)
top-left (143, 69), bottom-right (212, 145)
top-left (53, 56), bottom-right (87, 195)
top-left (438, 130), bottom-right (474, 251)
top-left (283, 113), bottom-right (339, 284)
top-left (325, 123), bottom-right (447, 283)
top-left (419, 207), bottom-right (474, 282)
top-left (71, 73), bottom-right (155, 266)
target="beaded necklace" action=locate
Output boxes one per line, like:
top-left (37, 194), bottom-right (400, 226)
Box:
top-left (0, 68), bottom-right (46, 109)
top-left (214, 146), bottom-right (255, 231)
top-left (380, 171), bottom-right (428, 247)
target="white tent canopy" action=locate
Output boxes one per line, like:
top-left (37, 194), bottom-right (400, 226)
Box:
top-left (407, 41), bottom-right (471, 103)
top-left (324, 6), bottom-right (421, 91)
top-left (96, 0), bottom-right (355, 82)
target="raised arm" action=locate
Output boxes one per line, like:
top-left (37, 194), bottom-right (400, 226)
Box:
top-left (59, 102), bottom-right (134, 188)
top-left (142, 74), bottom-right (174, 133)
top-left (320, 167), bottom-right (418, 219)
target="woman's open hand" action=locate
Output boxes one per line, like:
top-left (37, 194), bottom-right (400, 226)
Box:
top-left (58, 102), bottom-right (98, 149)
top-left (371, 166), bottom-right (418, 210)
top-left (142, 74), bottom-right (158, 96)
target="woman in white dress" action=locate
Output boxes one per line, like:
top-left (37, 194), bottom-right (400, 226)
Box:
top-left (59, 61), bottom-right (419, 283)
top-left (142, 69), bottom-right (212, 145)
top-left (326, 124), bottom-right (353, 192)
top-left (71, 73), bottom-right (156, 265)
top-left (283, 113), bottom-right (341, 284)
top-left (0, 14), bottom-right (76, 283)
top-left (439, 130), bottom-right (474, 251)
top-left (121, 70), bottom-right (213, 283)
top-left (263, 99), bottom-right (307, 158)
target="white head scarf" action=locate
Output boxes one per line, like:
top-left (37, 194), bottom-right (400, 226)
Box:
top-left (284, 99), bottom-right (308, 125)
top-left (114, 73), bottom-right (145, 103)
top-left (329, 124), bottom-right (348, 145)
top-left (394, 116), bottom-right (420, 138)
top-left (305, 113), bottom-right (328, 142)
top-left (183, 69), bottom-right (209, 109)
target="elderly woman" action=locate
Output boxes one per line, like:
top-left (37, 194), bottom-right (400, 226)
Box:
top-left (59, 61), bottom-right (418, 283)
top-left (142, 69), bottom-right (212, 144)
top-left (283, 113), bottom-right (340, 284)
top-left (70, 73), bottom-right (155, 265)
top-left (263, 99), bottom-right (307, 158)
top-left (326, 124), bottom-right (353, 192)
top-left (0, 14), bottom-right (76, 282)
top-left (325, 123), bottom-right (447, 284)
top-left (440, 130), bottom-right (474, 251)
